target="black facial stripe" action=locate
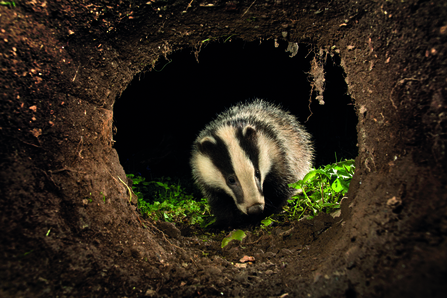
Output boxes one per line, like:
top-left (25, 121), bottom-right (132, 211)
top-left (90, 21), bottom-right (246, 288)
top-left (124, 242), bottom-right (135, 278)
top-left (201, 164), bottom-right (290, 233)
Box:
top-left (251, 119), bottom-right (290, 163)
top-left (199, 131), bottom-right (246, 204)
top-left (198, 132), bottom-right (235, 176)
top-left (250, 118), bottom-right (278, 142)
top-left (231, 181), bottom-right (244, 204)
top-left (236, 126), bottom-right (260, 171)
top-left (234, 117), bottom-right (286, 169)
top-left (225, 117), bottom-right (279, 140)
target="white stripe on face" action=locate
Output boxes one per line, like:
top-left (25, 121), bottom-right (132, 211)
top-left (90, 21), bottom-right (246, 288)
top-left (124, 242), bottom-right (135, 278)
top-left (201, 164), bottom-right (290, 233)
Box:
top-left (193, 154), bottom-right (226, 189)
top-left (257, 133), bottom-right (277, 186)
top-left (216, 125), bottom-right (265, 214)
top-left (193, 136), bottom-right (234, 199)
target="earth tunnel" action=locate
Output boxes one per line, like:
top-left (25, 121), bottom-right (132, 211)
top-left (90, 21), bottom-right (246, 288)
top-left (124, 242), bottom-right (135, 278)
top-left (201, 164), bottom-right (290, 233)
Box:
top-left (113, 39), bottom-right (358, 179)
top-left (0, 1), bottom-right (446, 297)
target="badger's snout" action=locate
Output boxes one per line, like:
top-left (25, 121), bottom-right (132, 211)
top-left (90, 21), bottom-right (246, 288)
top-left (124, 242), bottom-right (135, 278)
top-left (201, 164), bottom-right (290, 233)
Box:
top-left (247, 204), bottom-right (264, 216)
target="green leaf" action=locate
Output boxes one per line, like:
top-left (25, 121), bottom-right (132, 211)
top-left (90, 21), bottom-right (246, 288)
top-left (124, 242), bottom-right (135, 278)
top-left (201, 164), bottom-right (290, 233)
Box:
top-left (221, 230), bottom-right (246, 248)
top-left (302, 170), bottom-right (319, 182)
top-left (282, 159), bottom-right (355, 222)
top-left (261, 217), bottom-right (273, 227)
top-left (331, 179), bottom-right (344, 192)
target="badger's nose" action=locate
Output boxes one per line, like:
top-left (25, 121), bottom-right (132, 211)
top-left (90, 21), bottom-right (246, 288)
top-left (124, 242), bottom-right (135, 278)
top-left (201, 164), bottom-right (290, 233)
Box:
top-left (247, 204), bottom-right (264, 216)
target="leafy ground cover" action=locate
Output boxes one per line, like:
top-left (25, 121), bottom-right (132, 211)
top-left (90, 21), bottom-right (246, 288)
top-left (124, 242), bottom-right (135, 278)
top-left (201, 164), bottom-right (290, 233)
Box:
top-left (128, 159), bottom-right (355, 243)
top-left (127, 175), bottom-right (212, 227)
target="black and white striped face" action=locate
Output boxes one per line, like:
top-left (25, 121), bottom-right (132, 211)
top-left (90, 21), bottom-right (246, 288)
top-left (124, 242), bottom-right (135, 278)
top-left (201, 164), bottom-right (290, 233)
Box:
top-left (192, 124), bottom-right (277, 216)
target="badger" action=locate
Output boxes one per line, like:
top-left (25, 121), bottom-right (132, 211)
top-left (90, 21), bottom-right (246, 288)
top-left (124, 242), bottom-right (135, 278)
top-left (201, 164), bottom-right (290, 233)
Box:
top-left (190, 99), bottom-right (313, 228)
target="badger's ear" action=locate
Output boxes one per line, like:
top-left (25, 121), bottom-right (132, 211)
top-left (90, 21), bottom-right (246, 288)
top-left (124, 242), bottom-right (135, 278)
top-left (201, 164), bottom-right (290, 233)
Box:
top-left (242, 125), bottom-right (257, 142)
top-left (197, 136), bottom-right (216, 155)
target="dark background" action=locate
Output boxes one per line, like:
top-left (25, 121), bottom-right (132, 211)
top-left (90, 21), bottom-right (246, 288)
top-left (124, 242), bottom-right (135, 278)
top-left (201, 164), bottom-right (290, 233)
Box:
top-left (113, 39), bottom-right (358, 181)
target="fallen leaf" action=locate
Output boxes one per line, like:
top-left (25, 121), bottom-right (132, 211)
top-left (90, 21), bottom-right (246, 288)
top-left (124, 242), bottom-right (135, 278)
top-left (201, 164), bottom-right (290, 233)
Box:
top-left (221, 229), bottom-right (246, 248)
top-left (239, 255), bottom-right (255, 263)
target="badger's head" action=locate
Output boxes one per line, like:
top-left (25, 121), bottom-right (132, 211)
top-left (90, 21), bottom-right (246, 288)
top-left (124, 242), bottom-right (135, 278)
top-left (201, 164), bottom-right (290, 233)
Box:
top-left (192, 124), bottom-right (277, 216)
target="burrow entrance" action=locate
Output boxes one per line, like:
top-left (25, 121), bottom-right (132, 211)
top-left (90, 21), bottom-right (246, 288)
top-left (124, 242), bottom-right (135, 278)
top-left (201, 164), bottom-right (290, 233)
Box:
top-left (1, 0), bottom-right (446, 297)
top-left (110, 40), bottom-right (361, 295)
top-left (114, 40), bottom-right (358, 182)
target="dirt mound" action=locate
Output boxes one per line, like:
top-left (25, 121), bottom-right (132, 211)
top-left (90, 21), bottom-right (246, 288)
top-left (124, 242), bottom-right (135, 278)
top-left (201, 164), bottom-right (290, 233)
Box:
top-left (1, 1), bottom-right (446, 297)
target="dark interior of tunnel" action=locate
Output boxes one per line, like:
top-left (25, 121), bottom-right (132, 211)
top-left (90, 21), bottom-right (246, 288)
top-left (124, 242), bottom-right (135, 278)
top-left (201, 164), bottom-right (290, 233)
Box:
top-left (113, 39), bottom-right (358, 183)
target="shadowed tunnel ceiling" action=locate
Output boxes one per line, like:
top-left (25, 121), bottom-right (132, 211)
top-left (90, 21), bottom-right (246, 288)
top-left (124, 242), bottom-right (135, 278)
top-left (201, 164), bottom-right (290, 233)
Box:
top-left (113, 39), bottom-right (358, 179)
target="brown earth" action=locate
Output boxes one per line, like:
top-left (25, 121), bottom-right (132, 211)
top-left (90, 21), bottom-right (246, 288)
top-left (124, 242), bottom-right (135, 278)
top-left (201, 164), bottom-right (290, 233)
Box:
top-left (1, 0), bottom-right (446, 297)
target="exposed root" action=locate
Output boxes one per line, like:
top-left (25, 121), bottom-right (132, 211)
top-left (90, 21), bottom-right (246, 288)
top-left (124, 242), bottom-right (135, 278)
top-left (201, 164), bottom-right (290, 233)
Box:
top-left (305, 48), bottom-right (327, 120)
top-left (306, 83), bottom-right (315, 122)
top-left (194, 41), bottom-right (203, 63)
top-left (305, 48), bottom-right (327, 121)
top-left (242, 0), bottom-right (257, 17)
top-left (184, 0), bottom-right (194, 13)
top-left (310, 49), bottom-right (327, 105)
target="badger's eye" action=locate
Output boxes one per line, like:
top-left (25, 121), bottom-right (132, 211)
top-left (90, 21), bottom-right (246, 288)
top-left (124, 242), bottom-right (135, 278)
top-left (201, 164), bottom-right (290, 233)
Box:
top-left (255, 169), bottom-right (261, 180)
top-left (227, 176), bottom-right (237, 185)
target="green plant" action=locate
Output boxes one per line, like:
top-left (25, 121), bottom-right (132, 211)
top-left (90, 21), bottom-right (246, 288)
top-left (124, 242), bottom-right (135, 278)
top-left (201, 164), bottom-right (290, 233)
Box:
top-left (286, 159), bottom-right (355, 220)
top-left (126, 174), bottom-right (149, 200)
top-left (126, 159), bottom-right (354, 234)
top-left (260, 217), bottom-right (274, 229)
top-left (0, 1), bottom-right (16, 8)
top-left (23, 250), bottom-right (33, 256)
top-left (221, 229), bottom-right (246, 248)
top-left (127, 174), bottom-right (212, 227)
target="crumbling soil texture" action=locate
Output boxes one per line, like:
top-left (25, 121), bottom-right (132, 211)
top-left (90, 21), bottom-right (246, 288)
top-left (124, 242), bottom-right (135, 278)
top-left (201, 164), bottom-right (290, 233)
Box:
top-left (1, 0), bottom-right (446, 297)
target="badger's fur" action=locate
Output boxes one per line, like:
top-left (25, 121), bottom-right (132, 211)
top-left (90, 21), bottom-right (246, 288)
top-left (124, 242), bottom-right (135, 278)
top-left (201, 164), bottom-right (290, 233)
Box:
top-left (191, 99), bottom-right (313, 227)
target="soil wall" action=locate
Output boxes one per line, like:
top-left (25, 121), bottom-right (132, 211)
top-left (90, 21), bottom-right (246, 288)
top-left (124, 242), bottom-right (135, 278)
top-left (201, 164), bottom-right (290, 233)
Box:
top-left (1, 0), bottom-right (446, 297)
